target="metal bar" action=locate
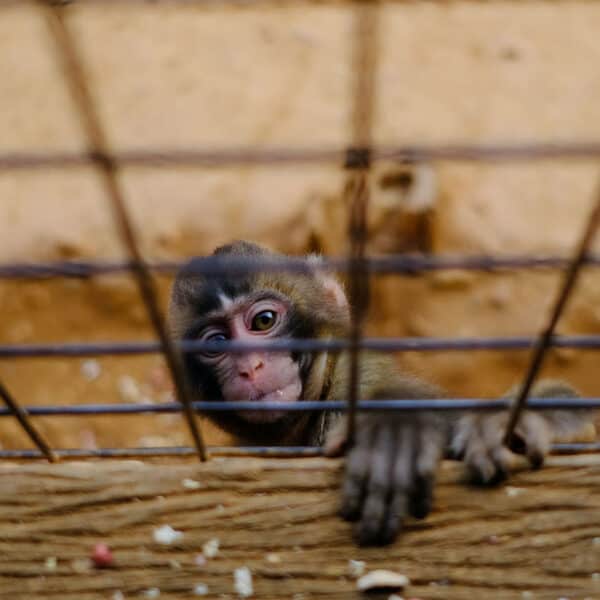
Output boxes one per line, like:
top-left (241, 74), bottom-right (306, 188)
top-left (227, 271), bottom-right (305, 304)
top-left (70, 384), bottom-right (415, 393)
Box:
top-left (345, 0), bottom-right (379, 447)
top-left (5, 142), bottom-right (600, 172)
top-left (3, 254), bottom-right (600, 280)
top-left (2, 334), bottom-right (600, 359)
top-left (0, 446), bottom-right (325, 460)
top-left (0, 397), bottom-right (599, 417)
top-left (39, 2), bottom-right (206, 460)
top-left (0, 380), bottom-right (57, 462)
top-left (504, 184), bottom-right (600, 446)
top-left (346, 173), bottom-right (370, 446)
top-left (0, 442), bottom-right (597, 461)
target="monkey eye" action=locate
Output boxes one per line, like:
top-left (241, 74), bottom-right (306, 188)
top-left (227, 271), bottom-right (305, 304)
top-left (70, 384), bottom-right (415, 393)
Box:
top-left (250, 310), bottom-right (278, 332)
top-left (198, 330), bottom-right (229, 358)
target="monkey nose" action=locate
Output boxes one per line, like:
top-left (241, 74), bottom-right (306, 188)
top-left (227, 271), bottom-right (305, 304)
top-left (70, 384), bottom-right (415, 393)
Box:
top-left (238, 356), bottom-right (264, 380)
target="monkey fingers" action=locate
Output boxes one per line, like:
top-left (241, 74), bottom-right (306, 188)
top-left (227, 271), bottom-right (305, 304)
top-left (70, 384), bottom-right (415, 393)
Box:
top-left (380, 426), bottom-right (415, 545)
top-left (507, 412), bottom-right (552, 469)
top-left (355, 422), bottom-right (397, 545)
top-left (354, 416), bottom-right (443, 545)
top-left (454, 415), bottom-right (514, 484)
top-left (454, 412), bottom-right (552, 484)
top-left (410, 420), bottom-right (444, 519)
top-left (339, 419), bottom-right (376, 521)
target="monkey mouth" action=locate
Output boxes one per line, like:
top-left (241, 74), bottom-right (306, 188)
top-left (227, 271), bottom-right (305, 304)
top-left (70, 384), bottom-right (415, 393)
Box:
top-left (238, 381), bottom-right (301, 423)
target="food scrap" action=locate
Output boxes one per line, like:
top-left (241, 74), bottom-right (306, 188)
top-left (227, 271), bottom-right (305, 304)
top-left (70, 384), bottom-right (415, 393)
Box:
top-left (234, 566), bottom-right (253, 598)
top-left (202, 538), bottom-right (220, 558)
top-left (356, 570), bottom-right (410, 593)
top-left (348, 559), bottom-right (366, 578)
top-left (182, 478), bottom-right (203, 490)
top-left (91, 543), bottom-right (113, 568)
top-left (193, 583), bottom-right (209, 596)
top-left (153, 525), bottom-right (184, 545)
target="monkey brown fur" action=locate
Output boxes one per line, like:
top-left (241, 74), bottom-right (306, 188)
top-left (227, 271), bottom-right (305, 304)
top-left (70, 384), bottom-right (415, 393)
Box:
top-left (169, 241), bottom-right (595, 546)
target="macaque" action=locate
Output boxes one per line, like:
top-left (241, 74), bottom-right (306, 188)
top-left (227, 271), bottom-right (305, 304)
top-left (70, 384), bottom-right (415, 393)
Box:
top-left (169, 241), bottom-right (594, 545)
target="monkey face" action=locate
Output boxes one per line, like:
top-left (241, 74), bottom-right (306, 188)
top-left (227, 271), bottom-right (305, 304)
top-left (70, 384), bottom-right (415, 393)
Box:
top-left (193, 294), bottom-right (302, 424)
top-left (169, 241), bottom-right (350, 442)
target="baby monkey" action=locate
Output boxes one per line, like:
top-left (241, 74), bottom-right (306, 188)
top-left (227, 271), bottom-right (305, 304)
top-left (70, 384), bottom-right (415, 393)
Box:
top-left (169, 241), bottom-right (593, 546)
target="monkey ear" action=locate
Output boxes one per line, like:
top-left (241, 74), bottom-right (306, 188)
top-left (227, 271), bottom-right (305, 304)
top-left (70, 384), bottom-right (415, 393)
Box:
top-left (320, 274), bottom-right (349, 310)
top-left (307, 255), bottom-right (349, 311)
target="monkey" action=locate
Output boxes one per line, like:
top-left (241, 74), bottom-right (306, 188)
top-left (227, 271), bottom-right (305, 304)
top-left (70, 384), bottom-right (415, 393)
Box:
top-left (169, 240), bottom-right (595, 546)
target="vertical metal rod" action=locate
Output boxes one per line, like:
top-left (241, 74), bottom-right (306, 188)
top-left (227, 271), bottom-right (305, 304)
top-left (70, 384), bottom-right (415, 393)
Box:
top-left (503, 183), bottom-right (600, 445)
top-left (39, 2), bottom-right (207, 460)
top-left (0, 380), bottom-right (57, 462)
top-left (345, 0), bottom-right (380, 445)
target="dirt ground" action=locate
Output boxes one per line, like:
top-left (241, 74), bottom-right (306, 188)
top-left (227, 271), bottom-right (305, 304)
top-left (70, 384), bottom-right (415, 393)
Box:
top-left (1, 0), bottom-right (600, 451)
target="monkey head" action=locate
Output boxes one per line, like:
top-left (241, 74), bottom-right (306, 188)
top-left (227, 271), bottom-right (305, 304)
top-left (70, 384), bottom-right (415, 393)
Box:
top-left (169, 241), bottom-right (350, 441)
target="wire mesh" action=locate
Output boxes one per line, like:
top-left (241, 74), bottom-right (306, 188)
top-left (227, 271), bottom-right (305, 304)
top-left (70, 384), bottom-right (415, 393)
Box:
top-left (0, 0), bottom-right (597, 462)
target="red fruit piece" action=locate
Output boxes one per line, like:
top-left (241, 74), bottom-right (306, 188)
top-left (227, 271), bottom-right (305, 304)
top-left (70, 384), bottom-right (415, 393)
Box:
top-left (92, 543), bottom-right (113, 568)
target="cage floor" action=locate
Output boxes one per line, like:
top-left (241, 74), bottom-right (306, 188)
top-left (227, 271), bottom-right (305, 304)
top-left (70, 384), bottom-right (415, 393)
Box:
top-left (0, 456), bottom-right (599, 599)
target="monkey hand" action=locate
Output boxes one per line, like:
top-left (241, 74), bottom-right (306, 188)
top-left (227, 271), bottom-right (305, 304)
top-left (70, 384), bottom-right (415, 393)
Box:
top-left (324, 412), bottom-right (445, 546)
top-left (450, 411), bottom-right (554, 484)
top-left (451, 381), bottom-right (595, 484)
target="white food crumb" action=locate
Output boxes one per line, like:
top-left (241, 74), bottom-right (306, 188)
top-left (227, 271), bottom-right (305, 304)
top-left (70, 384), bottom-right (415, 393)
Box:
top-left (592, 572), bottom-right (600, 580)
top-left (234, 566), bottom-right (253, 598)
top-left (143, 589), bottom-right (160, 598)
top-left (153, 525), bottom-right (184, 545)
top-left (193, 583), bottom-right (209, 596)
top-left (593, 537), bottom-right (600, 546)
top-left (203, 538), bottom-right (220, 558)
top-left (81, 359), bottom-right (101, 381)
top-left (45, 557), bottom-right (57, 571)
top-left (505, 486), bottom-right (525, 498)
top-left (265, 553), bottom-right (281, 564)
top-left (348, 559), bottom-right (366, 578)
top-left (357, 570), bottom-right (410, 592)
top-left (113, 592), bottom-right (125, 600)
top-left (169, 559), bottom-right (181, 570)
top-left (182, 478), bottom-right (203, 490)
top-left (118, 375), bottom-right (141, 403)
top-left (216, 504), bottom-right (225, 513)
top-left (388, 595), bottom-right (404, 600)
top-left (522, 592), bottom-right (534, 599)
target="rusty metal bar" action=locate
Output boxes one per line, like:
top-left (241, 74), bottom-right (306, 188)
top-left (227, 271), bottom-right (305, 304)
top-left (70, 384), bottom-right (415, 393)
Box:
top-left (39, 1), bottom-right (206, 460)
top-left (503, 183), bottom-right (600, 446)
top-left (1, 397), bottom-right (599, 418)
top-left (0, 442), bottom-right (597, 461)
top-left (3, 253), bottom-right (600, 280)
top-left (4, 142), bottom-right (600, 172)
top-left (345, 0), bottom-right (379, 446)
top-left (0, 380), bottom-right (57, 462)
top-left (1, 334), bottom-right (600, 359)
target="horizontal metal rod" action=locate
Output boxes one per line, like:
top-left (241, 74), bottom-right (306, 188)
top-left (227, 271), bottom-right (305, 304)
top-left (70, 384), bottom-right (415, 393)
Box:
top-left (2, 254), bottom-right (600, 280)
top-left (0, 397), bottom-right (598, 417)
top-left (1, 334), bottom-right (599, 359)
top-left (3, 142), bottom-right (600, 171)
top-left (0, 446), bottom-right (324, 459)
top-left (0, 442), bottom-right (598, 460)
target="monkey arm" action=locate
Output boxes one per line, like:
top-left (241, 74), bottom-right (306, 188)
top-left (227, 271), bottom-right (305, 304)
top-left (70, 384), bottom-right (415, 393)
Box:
top-left (323, 353), bottom-right (450, 545)
top-left (324, 356), bottom-right (595, 545)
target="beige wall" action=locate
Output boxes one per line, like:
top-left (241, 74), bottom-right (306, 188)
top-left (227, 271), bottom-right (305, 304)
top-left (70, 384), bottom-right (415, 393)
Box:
top-left (1, 1), bottom-right (599, 449)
